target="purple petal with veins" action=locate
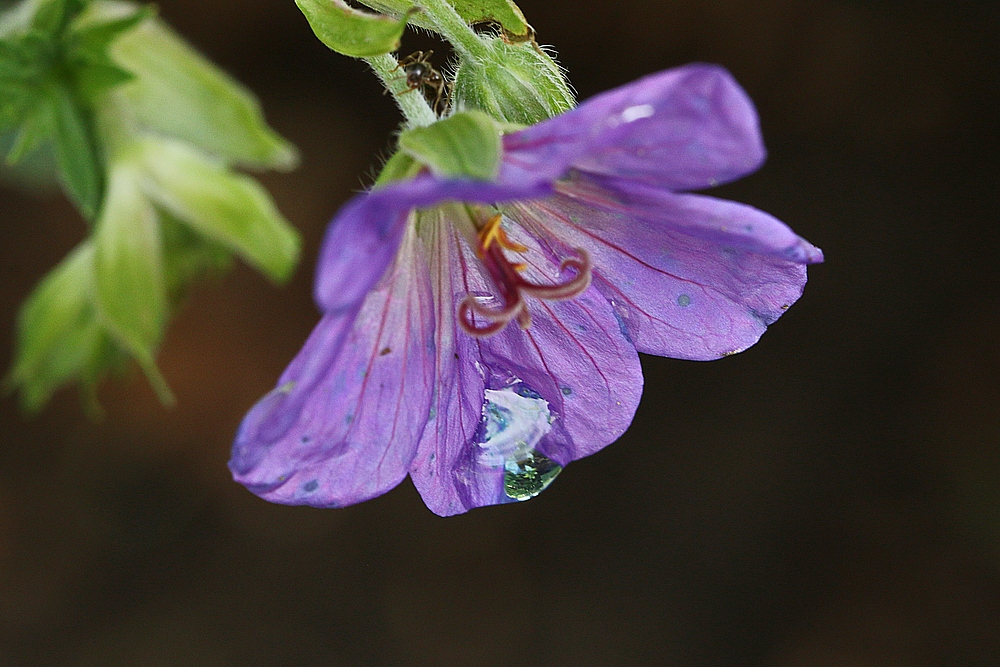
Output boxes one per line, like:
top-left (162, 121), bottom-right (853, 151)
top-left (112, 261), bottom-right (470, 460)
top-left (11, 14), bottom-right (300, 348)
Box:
top-left (231, 228), bottom-right (435, 507)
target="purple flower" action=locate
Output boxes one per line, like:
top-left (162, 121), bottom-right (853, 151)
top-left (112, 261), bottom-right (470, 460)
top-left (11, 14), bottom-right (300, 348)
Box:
top-left (229, 64), bottom-right (823, 515)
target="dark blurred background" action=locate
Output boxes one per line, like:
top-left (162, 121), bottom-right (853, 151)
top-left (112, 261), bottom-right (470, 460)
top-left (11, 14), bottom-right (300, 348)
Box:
top-left (2, 0), bottom-right (999, 664)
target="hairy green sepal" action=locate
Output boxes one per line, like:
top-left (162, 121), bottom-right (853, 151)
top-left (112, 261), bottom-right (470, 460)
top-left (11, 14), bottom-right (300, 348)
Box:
top-left (452, 36), bottom-right (574, 125)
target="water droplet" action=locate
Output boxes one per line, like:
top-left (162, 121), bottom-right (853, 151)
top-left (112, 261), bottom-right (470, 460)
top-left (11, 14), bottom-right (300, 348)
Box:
top-left (621, 104), bottom-right (655, 123)
top-left (504, 451), bottom-right (562, 501)
top-left (677, 294), bottom-right (691, 307)
top-left (561, 386), bottom-right (573, 396)
top-left (477, 386), bottom-right (562, 500)
top-left (478, 388), bottom-right (551, 466)
top-left (303, 480), bottom-right (319, 493)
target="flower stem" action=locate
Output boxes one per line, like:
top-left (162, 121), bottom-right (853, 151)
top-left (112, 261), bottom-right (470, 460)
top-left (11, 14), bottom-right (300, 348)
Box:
top-left (365, 52), bottom-right (438, 128)
top-left (412, 0), bottom-right (484, 62)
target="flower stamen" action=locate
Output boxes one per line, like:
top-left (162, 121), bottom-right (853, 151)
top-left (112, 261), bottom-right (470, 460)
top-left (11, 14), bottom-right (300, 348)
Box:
top-left (478, 214), bottom-right (529, 255)
top-left (458, 215), bottom-right (593, 338)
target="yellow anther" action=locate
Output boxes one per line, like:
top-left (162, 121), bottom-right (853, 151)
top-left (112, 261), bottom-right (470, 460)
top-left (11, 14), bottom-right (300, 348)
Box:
top-left (479, 214), bottom-right (528, 254)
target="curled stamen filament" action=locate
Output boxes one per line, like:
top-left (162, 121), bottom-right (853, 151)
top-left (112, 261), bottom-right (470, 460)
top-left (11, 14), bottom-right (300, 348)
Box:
top-left (459, 215), bottom-right (593, 338)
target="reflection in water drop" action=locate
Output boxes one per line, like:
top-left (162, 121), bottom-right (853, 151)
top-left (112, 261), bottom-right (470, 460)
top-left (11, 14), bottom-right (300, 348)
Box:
top-left (504, 451), bottom-right (562, 501)
top-left (477, 386), bottom-right (563, 501)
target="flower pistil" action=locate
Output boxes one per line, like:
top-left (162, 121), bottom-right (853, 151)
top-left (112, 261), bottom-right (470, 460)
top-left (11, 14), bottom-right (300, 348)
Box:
top-left (458, 214), bottom-right (592, 338)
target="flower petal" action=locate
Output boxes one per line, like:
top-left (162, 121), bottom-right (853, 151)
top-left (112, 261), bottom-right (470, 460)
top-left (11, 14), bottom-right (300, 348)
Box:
top-left (503, 63), bottom-right (765, 191)
top-left (409, 217), bottom-right (642, 515)
top-left (510, 179), bottom-right (820, 360)
top-left (589, 176), bottom-right (824, 263)
top-left (314, 175), bottom-right (549, 313)
top-left (230, 227), bottom-right (436, 507)
top-left (408, 215), bottom-right (496, 516)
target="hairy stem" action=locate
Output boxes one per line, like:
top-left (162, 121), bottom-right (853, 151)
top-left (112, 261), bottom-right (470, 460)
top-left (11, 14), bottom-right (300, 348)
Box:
top-left (365, 52), bottom-right (438, 128)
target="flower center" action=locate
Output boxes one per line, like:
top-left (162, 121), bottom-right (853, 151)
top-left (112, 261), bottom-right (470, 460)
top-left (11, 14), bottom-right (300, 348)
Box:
top-left (458, 214), bottom-right (592, 338)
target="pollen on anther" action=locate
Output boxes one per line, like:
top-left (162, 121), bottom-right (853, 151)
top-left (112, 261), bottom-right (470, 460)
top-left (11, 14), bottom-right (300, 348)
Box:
top-left (479, 214), bottom-right (528, 255)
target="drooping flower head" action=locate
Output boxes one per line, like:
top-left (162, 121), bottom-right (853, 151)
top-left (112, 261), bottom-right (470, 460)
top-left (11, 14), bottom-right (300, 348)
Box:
top-left (230, 64), bottom-right (823, 516)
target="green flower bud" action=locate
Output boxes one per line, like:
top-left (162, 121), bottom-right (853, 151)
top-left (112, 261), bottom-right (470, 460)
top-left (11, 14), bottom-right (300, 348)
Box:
top-left (3, 241), bottom-right (124, 415)
top-left (451, 35), bottom-right (574, 125)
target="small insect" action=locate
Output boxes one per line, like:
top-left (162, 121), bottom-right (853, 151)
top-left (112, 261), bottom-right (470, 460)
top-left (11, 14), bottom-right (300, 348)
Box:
top-left (393, 50), bottom-right (449, 114)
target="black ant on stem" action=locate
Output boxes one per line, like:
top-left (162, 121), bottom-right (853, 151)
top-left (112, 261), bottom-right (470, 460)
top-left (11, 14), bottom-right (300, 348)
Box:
top-left (391, 50), bottom-right (449, 115)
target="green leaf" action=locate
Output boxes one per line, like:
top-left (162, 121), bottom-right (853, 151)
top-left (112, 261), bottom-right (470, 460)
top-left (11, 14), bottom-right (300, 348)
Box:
top-left (295, 0), bottom-right (410, 58)
top-left (397, 110), bottom-right (501, 180)
top-left (92, 162), bottom-right (173, 404)
top-left (138, 137), bottom-right (300, 283)
top-left (110, 19), bottom-right (298, 170)
top-left (49, 83), bottom-right (101, 218)
top-left (358, 0), bottom-right (531, 39)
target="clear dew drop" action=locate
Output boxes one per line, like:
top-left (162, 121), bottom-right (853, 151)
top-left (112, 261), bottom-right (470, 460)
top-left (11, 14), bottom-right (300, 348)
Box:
top-left (477, 385), bottom-right (562, 501)
top-left (503, 451), bottom-right (562, 501)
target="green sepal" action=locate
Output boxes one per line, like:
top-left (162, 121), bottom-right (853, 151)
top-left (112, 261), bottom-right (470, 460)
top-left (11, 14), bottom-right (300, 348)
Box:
top-left (30, 0), bottom-right (79, 36)
top-left (158, 209), bottom-right (234, 305)
top-left (66, 4), bottom-right (152, 101)
top-left (2, 241), bottom-right (123, 415)
top-left (452, 36), bottom-right (574, 125)
top-left (49, 82), bottom-right (102, 218)
top-left (358, 0), bottom-right (531, 39)
top-left (5, 103), bottom-right (49, 163)
top-left (295, 0), bottom-right (410, 58)
top-left (92, 162), bottom-right (173, 404)
top-left (372, 150), bottom-right (420, 188)
top-left (0, 33), bottom-right (51, 132)
top-left (397, 110), bottom-right (501, 181)
top-left (0, 30), bottom-right (53, 83)
top-left (69, 4), bottom-right (151, 55)
top-left (109, 18), bottom-right (298, 170)
top-left (138, 137), bottom-right (300, 283)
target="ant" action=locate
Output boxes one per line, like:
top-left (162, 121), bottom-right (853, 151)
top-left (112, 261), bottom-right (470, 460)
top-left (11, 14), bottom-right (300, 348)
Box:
top-left (392, 51), bottom-right (449, 114)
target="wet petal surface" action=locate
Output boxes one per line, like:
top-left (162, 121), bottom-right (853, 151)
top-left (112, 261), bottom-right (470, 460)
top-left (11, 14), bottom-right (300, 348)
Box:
top-left (409, 218), bottom-right (643, 515)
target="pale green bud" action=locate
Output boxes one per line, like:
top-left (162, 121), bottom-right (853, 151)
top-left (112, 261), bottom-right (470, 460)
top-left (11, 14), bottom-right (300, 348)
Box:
top-left (3, 242), bottom-right (123, 414)
top-left (451, 36), bottom-right (574, 126)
